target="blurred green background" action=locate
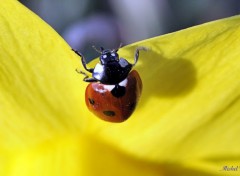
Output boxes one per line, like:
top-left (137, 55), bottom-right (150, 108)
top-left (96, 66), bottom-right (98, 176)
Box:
top-left (20, 0), bottom-right (240, 60)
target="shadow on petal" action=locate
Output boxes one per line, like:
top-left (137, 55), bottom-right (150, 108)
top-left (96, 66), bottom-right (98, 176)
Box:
top-left (138, 50), bottom-right (197, 100)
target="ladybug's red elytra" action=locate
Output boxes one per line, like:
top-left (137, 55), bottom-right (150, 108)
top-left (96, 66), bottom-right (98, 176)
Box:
top-left (73, 45), bottom-right (147, 122)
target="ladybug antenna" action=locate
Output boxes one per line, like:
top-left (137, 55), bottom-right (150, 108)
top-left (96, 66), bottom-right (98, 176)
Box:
top-left (113, 43), bottom-right (123, 52)
top-left (92, 45), bottom-right (103, 54)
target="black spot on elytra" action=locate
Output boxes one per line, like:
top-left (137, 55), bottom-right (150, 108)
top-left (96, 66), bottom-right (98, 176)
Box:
top-left (88, 98), bottom-right (95, 105)
top-left (103, 111), bottom-right (116, 117)
top-left (111, 85), bottom-right (126, 98)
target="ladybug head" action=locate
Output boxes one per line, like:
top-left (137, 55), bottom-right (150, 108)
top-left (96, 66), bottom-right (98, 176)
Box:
top-left (99, 47), bottom-right (119, 65)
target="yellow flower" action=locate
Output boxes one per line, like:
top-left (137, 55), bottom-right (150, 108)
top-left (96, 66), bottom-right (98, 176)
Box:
top-left (1, 0), bottom-right (240, 176)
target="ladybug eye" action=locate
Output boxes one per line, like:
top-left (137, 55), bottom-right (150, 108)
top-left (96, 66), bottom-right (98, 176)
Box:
top-left (102, 54), bottom-right (107, 59)
top-left (111, 53), bottom-right (116, 57)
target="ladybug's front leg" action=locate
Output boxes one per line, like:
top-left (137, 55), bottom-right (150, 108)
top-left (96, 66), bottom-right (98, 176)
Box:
top-left (72, 49), bottom-right (94, 73)
top-left (75, 69), bottom-right (98, 82)
top-left (132, 47), bottom-right (148, 66)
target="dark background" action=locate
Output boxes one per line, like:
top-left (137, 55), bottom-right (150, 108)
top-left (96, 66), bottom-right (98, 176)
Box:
top-left (20, 0), bottom-right (240, 60)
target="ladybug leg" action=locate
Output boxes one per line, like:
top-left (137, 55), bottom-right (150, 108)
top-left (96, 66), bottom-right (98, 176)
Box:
top-left (132, 47), bottom-right (148, 66)
top-left (76, 69), bottom-right (98, 82)
top-left (72, 49), bottom-right (94, 73)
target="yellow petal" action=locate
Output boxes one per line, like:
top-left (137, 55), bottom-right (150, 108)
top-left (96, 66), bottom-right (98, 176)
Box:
top-left (1, 0), bottom-right (240, 175)
top-left (85, 16), bottom-right (240, 175)
top-left (0, 1), bottom-right (86, 147)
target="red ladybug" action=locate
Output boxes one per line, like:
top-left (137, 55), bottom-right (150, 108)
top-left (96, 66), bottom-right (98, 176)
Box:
top-left (73, 45), bottom-right (147, 122)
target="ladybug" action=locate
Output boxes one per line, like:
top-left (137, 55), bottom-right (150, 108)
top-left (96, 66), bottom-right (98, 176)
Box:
top-left (73, 45), bottom-right (147, 122)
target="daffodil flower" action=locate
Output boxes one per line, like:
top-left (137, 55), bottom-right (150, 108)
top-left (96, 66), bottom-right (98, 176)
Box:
top-left (1, 1), bottom-right (240, 176)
